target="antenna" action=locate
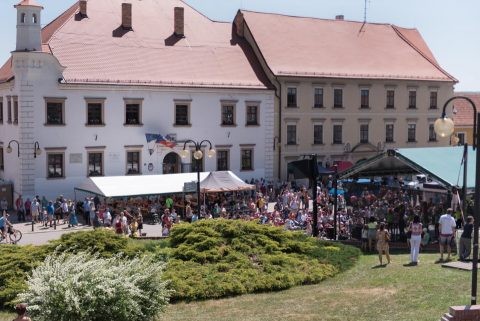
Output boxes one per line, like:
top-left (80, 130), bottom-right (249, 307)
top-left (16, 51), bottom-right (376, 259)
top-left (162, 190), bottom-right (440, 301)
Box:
top-left (363, 0), bottom-right (367, 22)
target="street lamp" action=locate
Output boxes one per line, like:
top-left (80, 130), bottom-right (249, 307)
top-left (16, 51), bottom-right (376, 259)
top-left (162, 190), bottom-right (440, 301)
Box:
top-left (6, 140), bottom-right (20, 157)
top-left (434, 95), bottom-right (479, 305)
top-left (180, 139), bottom-right (215, 218)
top-left (6, 140), bottom-right (42, 158)
top-left (34, 141), bottom-right (42, 158)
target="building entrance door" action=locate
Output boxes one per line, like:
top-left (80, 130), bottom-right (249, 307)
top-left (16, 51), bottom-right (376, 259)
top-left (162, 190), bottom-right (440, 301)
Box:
top-left (163, 152), bottom-right (180, 174)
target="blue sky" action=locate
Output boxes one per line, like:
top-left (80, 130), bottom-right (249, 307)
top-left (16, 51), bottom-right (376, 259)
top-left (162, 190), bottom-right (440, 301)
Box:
top-left (0, 0), bottom-right (478, 91)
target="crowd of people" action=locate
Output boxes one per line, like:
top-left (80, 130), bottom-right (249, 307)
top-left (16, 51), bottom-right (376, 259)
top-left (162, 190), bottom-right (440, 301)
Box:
top-left (3, 176), bottom-right (472, 264)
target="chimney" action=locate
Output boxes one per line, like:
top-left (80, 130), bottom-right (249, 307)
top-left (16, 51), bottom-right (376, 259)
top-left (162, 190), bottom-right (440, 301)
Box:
top-left (122, 3), bottom-right (132, 30)
top-left (174, 7), bottom-right (184, 37)
top-left (79, 0), bottom-right (87, 17)
top-left (335, 15), bottom-right (344, 20)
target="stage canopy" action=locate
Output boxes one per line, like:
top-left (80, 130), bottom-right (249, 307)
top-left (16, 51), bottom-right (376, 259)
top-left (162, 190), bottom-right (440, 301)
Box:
top-left (339, 146), bottom-right (475, 189)
top-left (200, 171), bottom-right (255, 192)
top-left (74, 171), bottom-right (253, 198)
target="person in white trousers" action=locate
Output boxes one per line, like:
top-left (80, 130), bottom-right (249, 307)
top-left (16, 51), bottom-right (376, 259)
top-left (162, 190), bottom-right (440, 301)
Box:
top-left (409, 215), bottom-right (423, 265)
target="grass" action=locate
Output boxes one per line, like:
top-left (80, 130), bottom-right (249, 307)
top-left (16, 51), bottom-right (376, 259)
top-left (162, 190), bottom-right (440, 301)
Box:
top-left (0, 253), bottom-right (470, 321)
top-left (155, 252), bottom-right (470, 321)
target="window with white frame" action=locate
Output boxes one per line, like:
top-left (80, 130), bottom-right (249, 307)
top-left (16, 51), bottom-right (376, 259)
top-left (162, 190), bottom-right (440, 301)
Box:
top-left (385, 124), bottom-right (394, 143)
top-left (287, 87), bottom-right (297, 107)
top-left (428, 124), bottom-right (437, 142)
top-left (221, 104), bottom-right (235, 126)
top-left (360, 124), bottom-right (369, 143)
top-left (13, 96), bottom-right (18, 125)
top-left (314, 88), bottom-right (324, 108)
top-left (333, 124), bottom-right (343, 144)
top-left (175, 103), bottom-right (190, 126)
top-left (88, 152), bottom-right (103, 176)
top-left (217, 150), bottom-right (229, 171)
top-left (6, 96), bottom-right (11, 123)
top-left (124, 99), bottom-right (142, 125)
top-left (45, 98), bottom-right (65, 125)
top-left (126, 151), bottom-right (141, 174)
top-left (429, 91), bottom-right (438, 109)
top-left (407, 124), bottom-right (416, 142)
top-left (386, 90), bottom-right (395, 109)
top-left (0, 97), bottom-right (3, 124)
top-left (313, 124), bottom-right (323, 144)
top-left (334, 89), bottom-right (343, 108)
top-left (286, 124), bottom-right (297, 145)
top-left (47, 152), bottom-right (64, 178)
top-left (360, 89), bottom-right (369, 108)
top-left (86, 99), bottom-right (105, 125)
top-left (246, 104), bottom-right (259, 126)
top-left (408, 90), bottom-right (417, 109)
top-left (241, 148), bottom-right (253, 171)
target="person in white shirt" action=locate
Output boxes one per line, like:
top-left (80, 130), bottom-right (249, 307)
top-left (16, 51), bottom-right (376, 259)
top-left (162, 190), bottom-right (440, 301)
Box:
top-left (438, 208), bottom-right (457, 262)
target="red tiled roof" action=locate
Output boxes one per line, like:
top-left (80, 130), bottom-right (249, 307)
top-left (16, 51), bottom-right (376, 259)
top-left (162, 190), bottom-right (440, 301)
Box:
top-left (452, 92), bottom-right (480, 127)
top-left (2, 0), bottom-right (271, 89)
top-left (0, 57), bottom-right (14, 83)
top-left (14, 0), bottom-right (43, 8)
top-left (240, 10), bottom-right (456, 82)
top-left (49, 0), bottom-right (270, 88)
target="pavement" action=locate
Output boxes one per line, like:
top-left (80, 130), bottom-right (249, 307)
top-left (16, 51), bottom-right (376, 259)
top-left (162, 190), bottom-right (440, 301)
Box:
top-left (6, 220), bottom-right (166, 245)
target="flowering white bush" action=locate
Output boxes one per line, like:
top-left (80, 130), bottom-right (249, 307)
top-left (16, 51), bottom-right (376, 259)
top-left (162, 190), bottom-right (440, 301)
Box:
top-left (17, 251), bottom-right (172, 321)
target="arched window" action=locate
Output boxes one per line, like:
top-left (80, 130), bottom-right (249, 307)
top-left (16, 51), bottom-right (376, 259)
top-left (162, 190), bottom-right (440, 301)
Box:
top-left (21, 13), bottom-right (26, 23)
top-left (32, 14), bottom-right (37, 24)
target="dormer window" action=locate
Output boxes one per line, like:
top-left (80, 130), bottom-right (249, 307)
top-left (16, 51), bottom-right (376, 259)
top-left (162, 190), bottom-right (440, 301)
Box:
top-left (21, 13), bottom-right (26, 23)
top-left (32, 14), bottom-right (37, 24)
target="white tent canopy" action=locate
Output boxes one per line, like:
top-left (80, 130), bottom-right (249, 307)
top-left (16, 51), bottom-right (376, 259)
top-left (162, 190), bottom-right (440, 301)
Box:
top-left (74, 171), bottom-right (252, 198)
top-left (200, 171), bottom-right (255, 192)
top-left (75, 172), bottom-right (209, 198)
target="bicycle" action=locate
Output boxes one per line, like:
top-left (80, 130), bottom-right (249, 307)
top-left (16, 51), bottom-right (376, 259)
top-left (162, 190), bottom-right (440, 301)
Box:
top-left (0, 226), bottom-right (22, 244)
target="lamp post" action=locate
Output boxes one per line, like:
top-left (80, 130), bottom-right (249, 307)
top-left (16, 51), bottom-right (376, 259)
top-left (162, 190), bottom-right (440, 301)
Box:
top-left (180, 139), bottom-right (215, 217)
top-left (333, 164), bottom-right (338, 240)
top-left (434, 95), bottom-right (479, 305)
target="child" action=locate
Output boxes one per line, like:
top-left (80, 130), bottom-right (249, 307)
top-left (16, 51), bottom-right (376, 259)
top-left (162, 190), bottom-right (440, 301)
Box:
top-left (13, 303), bottom-right (31, 321)
top-left (361, 224), bottom-right (368, 252)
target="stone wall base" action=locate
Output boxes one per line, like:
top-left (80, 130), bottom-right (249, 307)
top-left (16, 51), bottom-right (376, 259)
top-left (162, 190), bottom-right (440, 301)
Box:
top-left (441, 305), bottom-right (480, 321)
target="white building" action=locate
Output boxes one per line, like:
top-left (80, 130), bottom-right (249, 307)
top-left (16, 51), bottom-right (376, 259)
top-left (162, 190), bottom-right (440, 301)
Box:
top-left (0, 0), bottom-right (274, 201)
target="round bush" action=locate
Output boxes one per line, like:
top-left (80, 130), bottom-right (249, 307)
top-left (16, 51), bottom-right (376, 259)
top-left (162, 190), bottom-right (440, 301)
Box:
top-left (17, 251), bottom-right (172, 321)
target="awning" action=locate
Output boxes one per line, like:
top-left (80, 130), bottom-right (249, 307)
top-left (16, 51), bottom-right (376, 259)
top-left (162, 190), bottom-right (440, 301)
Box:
top-left (75, 172), bottom-right (210, 198)
top-left (339, 146), bottom-right (474, 189)
top-left (200, 171), bottom-right (255, 192)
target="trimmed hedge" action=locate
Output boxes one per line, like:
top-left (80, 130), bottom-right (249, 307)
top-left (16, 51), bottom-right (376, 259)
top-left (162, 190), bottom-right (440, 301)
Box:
top-left (0, 221), bottom-right (360, 308)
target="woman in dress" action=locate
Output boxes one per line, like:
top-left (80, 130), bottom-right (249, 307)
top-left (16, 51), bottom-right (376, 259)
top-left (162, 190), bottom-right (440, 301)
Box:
top-left (376, 222), bottom-right (391, 266)
top-left (68, 200), bottom-right (78, 227)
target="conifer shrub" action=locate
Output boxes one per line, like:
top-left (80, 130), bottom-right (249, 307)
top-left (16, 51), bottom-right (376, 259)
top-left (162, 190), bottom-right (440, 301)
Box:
top-left (164, 219), bottom-right (360, 301)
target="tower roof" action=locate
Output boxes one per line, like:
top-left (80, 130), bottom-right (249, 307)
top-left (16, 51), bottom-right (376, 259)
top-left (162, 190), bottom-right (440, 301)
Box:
top-left (14, 0), bottom-right (43, 9)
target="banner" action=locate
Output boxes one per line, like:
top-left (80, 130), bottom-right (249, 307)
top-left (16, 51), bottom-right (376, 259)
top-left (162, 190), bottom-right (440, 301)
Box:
top-left (145, 133), bottom-right (176, 148)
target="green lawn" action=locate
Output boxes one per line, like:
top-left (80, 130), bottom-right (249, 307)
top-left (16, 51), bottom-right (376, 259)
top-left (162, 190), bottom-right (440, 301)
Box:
top-left (0, 253), bottom-right (471, 321)
top-left (158, 253), bottom-right (470, 321)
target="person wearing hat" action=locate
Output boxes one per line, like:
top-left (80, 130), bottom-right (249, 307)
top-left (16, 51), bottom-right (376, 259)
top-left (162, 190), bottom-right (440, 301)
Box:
top-left (438, 208), bottom-right (457, 262)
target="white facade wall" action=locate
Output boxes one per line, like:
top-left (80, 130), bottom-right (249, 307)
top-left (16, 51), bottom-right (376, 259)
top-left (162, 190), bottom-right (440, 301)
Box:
top-left (0, 52), bottom-right (274, 200)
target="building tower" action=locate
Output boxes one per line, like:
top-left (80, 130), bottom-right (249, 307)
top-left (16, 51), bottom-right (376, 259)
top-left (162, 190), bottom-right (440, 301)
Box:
top-left (14, 0), bottom-right (43, 52)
